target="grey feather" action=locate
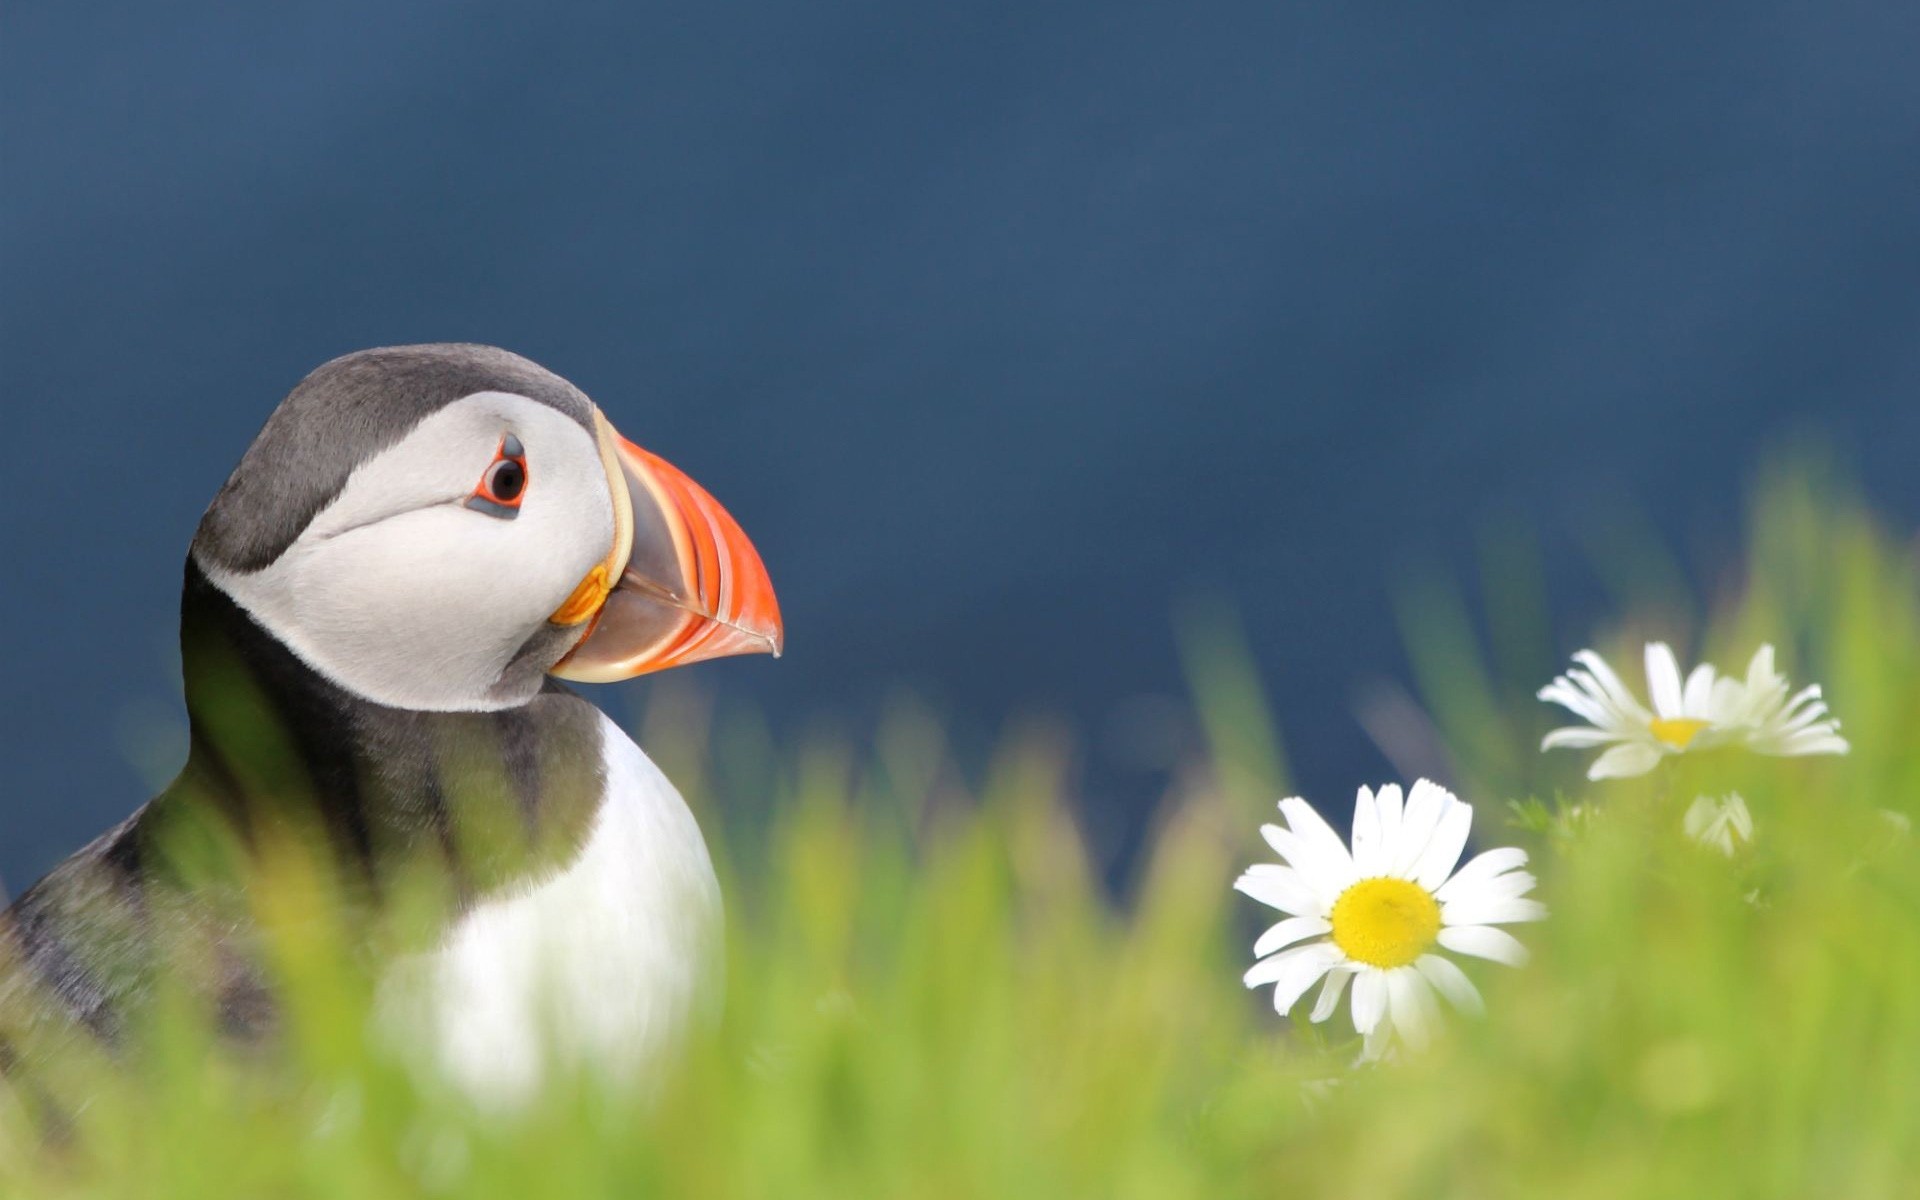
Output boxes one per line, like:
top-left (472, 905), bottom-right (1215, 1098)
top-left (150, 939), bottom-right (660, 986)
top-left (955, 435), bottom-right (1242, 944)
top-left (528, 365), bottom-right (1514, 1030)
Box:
top-left (192, 344), bottom-right (596, 573)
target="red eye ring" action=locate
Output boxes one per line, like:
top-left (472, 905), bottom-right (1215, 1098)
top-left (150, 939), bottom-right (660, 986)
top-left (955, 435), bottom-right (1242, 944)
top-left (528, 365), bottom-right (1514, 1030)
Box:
top-left (467, 434), bottom-right (528, 516)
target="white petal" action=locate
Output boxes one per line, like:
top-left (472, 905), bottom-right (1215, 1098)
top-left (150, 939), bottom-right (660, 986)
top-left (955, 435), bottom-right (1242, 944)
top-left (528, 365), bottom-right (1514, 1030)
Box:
top-left (1738, 676), bottom-right (1789, 724)
top-left (1437, 924), bottom-right (1530, 966)
top-left (1774, 700), bottom-right (1833, 734)
top-left (1645, 642), bottom-right (1684, 717)
top-left (1234, 865), bottom-right (1326, 916)
top-left (1684, 793), bottom-right (1754, 855)
top-left (1589, 740), bottom-right (1663, 780)
top-left (1276, 797), bottom-right (1355, 880)
top-left (1680, 663), bottom-right (1717, 717)
top-left (1309, 967), bottom-right (1352, 1023)
top-left (1541, 726), bottom-right (1620, 749)
top-left (1350, 969), bottom-right (1388, 1035)
top-left (1251, 942), bottom-right (1345, 1014)
top-left (1244, 939), bottom-right (1339, 987)
top-left (1386, 967), bottom-right (1438, 1050)
top-left (1537, 683), bottom-right (1614, 729)
top-left (1683, 794), bottom-right (1721, 838)
top-left (1448, 869), bottom-right (1538, 904)
top-left (1762, 725), bottom-right (1849, 757)
top-left (1251, 915), bottom-right (1331, 958)
top-left (1572, 650), bottom-right (1647, 717)
top-left (1440, 896), bottom-right (1548, 926)
top-left (1259, 824), bottom-right (1352, 897)
top-left (1411, 795), bottom-right (1473, 891)
top-left (1707, 676), bottom-right (1750, 724)
top-left (1392, 780), bottom-right (1451, 876)
top-left (1725, 794), bottom-right (1754, 839)
top-left (1359, 1019), bottom-right (1394, 1063)
top-left (1350, 785), bottom-right (1386, 877)
top-left (1414, 953), bottom-right (1483, 1016)
top-left (1374, 784), bottom-right (1404, 855)
top-left (1769, 725), bottom-right (1837, 755)
top-left (1258, 822), bottom-right (1296, 861)
top-left (1435, 846), bottom-right (1529, 903)
top-left (1782, 681), bottom-right (1824, 712)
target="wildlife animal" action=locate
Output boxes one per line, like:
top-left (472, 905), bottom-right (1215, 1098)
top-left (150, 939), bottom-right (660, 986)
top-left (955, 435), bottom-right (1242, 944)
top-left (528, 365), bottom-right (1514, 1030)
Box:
top-left (0, 344), bottom-right (781, 1097)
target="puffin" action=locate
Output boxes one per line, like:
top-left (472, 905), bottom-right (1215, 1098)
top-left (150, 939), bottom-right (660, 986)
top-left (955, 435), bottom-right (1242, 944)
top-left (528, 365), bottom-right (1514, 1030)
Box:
top-left (0, 344), bottom-right (782, 1098)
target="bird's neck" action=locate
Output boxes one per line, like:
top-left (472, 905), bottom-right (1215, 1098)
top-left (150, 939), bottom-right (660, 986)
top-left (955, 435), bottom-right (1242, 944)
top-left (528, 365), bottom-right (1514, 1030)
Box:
top-left (167, 562), bottom-right (607, 903)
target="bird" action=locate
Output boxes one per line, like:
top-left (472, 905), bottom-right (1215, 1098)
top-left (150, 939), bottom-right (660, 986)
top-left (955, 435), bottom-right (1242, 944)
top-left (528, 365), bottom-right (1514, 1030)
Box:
top-left (0, 344), bottom-right (782, 1098)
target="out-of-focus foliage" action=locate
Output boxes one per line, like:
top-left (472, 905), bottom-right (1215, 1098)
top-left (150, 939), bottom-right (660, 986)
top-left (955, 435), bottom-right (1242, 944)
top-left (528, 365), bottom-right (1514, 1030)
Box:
top-left (2, 463), bottom-right (1917, 1197)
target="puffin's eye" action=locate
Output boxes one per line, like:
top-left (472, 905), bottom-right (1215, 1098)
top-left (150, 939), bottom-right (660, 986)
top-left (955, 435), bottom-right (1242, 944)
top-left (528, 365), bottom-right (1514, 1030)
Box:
top-left (484, 459), bottom-right (526, 501)
top-left (466, 435), bottom-right (528, 519)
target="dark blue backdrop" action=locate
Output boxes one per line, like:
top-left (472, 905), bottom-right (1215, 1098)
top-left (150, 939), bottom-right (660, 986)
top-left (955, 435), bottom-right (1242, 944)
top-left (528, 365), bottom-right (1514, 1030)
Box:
top-left (8, 1), bottom-right (1920, 891)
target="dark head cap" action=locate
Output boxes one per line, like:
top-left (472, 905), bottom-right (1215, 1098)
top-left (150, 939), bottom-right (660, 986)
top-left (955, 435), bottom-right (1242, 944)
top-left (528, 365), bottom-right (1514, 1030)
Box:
top-left (192, 344), bottom-right (596, 574)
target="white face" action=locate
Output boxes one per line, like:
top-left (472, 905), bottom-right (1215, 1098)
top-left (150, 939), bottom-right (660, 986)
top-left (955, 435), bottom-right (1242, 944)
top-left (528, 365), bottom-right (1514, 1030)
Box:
top-left (202, 392), bottom-right (616, 711)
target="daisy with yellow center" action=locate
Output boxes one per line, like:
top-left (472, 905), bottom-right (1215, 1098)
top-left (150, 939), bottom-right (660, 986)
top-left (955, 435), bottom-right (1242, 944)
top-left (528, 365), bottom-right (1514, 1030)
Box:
top-left (1235, 780), bottom-right (1544, 1060)
top-left (1537, 642), bottom-right (1847, 780)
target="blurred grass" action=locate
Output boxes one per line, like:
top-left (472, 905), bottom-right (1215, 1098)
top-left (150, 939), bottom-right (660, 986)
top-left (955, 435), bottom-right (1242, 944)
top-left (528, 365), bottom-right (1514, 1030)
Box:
top-left (6, 462), bottom-right (1920, 1197)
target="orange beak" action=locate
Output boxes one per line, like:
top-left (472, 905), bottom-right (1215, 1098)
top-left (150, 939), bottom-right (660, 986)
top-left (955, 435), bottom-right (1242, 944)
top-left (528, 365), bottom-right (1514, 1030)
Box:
top-left (549, 409), bottom-right (783, 682)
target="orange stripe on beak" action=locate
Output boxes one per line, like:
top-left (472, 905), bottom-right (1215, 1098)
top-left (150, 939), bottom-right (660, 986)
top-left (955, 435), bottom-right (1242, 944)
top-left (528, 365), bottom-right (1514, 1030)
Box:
top-left (550, 415), bottom-right (783, 683)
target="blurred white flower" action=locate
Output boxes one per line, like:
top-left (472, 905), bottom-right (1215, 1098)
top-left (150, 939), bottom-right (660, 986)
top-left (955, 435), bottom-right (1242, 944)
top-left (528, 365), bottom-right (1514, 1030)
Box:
top-left (1711, 645), bottom-right (1850, 758)
top-left (1538, 643), bottom-right (1847, 780)
top-left (1299, 1077), bottom-right (1343, 1112)
top-left (1235, 781), bottom-right (1544, 1061)
top-left (1537, 643), bottom-right (1733, 779)
top-left (1683, 793), bottom-right (1753, 856)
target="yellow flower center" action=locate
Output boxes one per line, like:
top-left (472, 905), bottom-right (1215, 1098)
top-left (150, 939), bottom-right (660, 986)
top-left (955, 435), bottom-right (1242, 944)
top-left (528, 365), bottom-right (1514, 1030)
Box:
top-left (1329, 877), bottom-right (1441, 969)
top-left (1649, 717), bottom-right (1710, 750)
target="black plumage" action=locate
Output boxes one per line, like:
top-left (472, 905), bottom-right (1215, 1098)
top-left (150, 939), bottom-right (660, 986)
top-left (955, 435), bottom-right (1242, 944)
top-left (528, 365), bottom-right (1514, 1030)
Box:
top-left (0, 344), bottom-right (620, 1056)
top-left (1, 562), bottom-right (608, 1047)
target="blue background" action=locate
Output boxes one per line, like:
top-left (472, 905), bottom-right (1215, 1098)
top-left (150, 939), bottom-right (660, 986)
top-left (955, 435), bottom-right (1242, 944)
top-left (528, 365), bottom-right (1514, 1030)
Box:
top-left (7, 1), bottom-right (1920, 891)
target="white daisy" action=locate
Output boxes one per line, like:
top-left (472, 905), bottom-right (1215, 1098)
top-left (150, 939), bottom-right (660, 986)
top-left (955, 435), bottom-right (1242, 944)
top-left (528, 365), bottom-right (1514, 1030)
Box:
top-left (1537, 643), bottom-right (1730, 779)
top-left (1683, 793), bottom-right (1753, 856)
top-left (1538, 643), bottom-right (1847, 780)
top-left (1710, 645), bottom-right (1849, 758)
top-left (1235, 780), bottom-right (1544, 1061)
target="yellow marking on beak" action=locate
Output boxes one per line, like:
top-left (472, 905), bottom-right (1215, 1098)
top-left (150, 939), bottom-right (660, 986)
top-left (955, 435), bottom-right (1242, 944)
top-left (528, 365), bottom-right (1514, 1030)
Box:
top-left (591, 408), bottom-right (636, 585)
top-left (549, 563), bottom-right (612, 627)
top-left (545, 407), bottom-right (638, 630)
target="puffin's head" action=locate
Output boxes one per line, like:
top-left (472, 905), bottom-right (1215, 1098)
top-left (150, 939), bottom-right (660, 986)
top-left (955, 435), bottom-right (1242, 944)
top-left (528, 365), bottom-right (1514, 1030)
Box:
top-left (191, 344), bottom-right (782, 711)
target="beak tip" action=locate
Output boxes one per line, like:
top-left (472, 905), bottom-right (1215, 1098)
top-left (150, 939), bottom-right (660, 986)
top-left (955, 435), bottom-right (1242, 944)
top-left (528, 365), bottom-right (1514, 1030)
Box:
top-left (554, 415), bottom-right (787, 680)
top-left (746, 621), bottom-right (784, 659)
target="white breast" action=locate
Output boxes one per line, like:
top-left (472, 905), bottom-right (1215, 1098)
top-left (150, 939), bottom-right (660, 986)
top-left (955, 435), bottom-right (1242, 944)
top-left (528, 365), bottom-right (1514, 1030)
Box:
top-left (380, 711), bottom-right (723, 1102)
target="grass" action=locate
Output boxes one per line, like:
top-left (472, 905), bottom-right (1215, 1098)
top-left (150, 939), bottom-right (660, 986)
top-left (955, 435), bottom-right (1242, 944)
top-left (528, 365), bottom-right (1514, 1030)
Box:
top-left (4, 461), bottom-right (1919, 1197)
